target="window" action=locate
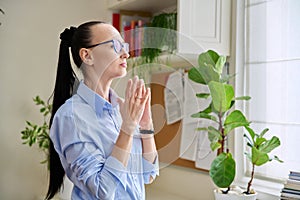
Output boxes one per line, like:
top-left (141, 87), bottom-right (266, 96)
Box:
top-left (235, 0), bottom-right (300, 197)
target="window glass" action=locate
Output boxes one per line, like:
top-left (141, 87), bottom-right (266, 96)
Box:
top-left (245, 0), bottom-right (300, 179)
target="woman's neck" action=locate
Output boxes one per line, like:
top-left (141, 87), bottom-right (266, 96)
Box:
top-left (84, 78), bottom-right (112, 102)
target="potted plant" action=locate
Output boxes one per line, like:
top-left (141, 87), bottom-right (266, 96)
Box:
top-left (188, 50), bottom-right (282, 199)
top-left (21, 96), bottom-right (73, 200)
top-left (141, 12), bottom-right (177, 64)
top-left (21, 96), bottom-right (51, 166)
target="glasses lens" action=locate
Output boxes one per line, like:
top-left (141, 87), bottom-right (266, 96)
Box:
top-left (123, 43), bottom-right (129, 53)
top-left (112, 39), bottom-right (121, 53)
top-left (113, 39), bottom-right (129, 54)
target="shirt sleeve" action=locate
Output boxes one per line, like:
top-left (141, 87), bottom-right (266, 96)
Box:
top-left (50, 114), bottom-right (128, 199)
top-left (142, 155), bottom-right (159, 184)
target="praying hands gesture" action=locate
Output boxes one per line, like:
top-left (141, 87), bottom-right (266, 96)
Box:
top-left (114, 76), bottom-right (156, 167)
top-left (118, 76), bottom-right (152, 135)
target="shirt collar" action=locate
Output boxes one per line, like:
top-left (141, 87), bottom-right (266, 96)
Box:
top-left (76, 81), bottom-right (119, 116)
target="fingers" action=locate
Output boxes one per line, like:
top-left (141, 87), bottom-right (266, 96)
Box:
top-left (127, 76), bottom-right (145, 102)
top-left (136, 79), bottom-right (144, 99)
top-left (125, 79), bottom-right (132, 100)
top-left (120, 77), bottom-right (154, 136)
top-left (131, 76), bottom-right (138, 99)
top-left (143, 87), bottom-right (151, 107)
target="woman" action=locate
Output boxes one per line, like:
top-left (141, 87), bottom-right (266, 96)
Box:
top-left (46, 21), bottom-right (159, 200)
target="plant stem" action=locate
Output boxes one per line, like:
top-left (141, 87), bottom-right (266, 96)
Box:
top-left (222, 187), bottom-right (230, 194)
top-left (218, 112), bottom-right (224, 154)
top-left (247, 163), bottom-right (255, 194)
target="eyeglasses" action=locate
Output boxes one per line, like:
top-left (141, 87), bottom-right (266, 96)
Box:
top-left (85, 39), bottom-right (129, 54)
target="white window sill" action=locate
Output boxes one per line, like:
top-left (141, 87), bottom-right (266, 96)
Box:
top-left (234, 176), bottom-right (284, 200)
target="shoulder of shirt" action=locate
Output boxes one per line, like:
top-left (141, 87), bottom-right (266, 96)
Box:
top-left (54, 94), bottom-right (95, 119)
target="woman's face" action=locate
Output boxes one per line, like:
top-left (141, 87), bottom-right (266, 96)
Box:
top-left (87, 23), bottom-right (129, 82)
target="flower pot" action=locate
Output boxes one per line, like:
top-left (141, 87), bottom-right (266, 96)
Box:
top-left (213, 187), bottom-right (257, 200)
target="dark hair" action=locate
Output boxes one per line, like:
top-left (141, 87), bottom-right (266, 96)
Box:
top-left (45, 21), bottom-right (105, 200)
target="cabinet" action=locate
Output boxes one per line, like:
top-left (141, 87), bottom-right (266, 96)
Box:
top-left (107, 0), bottom-right (177, 13)
top-left (178, 0), bottom-right (231, 55)
top-left (107, 0), bottom-right (231, 55)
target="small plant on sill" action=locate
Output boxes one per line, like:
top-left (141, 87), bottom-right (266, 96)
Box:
top-left (21, 96), bottom-right (51, 167)
top-left (244, 126), bottom-right (283, 194)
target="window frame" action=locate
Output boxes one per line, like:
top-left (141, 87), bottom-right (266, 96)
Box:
top-left (231, 0), bottom-right (284, 199)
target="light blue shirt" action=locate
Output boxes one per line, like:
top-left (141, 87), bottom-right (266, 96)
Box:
top-left (50, 81), bottom-right (159, 200)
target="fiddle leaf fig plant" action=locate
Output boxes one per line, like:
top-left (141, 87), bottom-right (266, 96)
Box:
top-left (188, 50), bottom-right (282, 195)
top-left (244, 126), bottom-right (283, 194)
top-left (21, 96), bottom-right (51, 166)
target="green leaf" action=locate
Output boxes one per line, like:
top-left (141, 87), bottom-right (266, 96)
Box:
top-left (198, 64), bottom-right (220, 84)
top-left (224, 110), bottom-right (249, 134)
top-left (196, 127), bottom-right (208, 131)
top-left (235, 96), bottom-right (251, 101)
top-left (40, 159), bottom-right (48, 164)
top-left (208, 126), bottom-right (222, 151)
top-left (210, 142), bottom-right (222, 151)
top-left (191, 112), bottom-right (217, 122)
top-left (259, 136), bottom-right (281, 153)
top-left (188, 67), bottom-right (206, 85)
top-left (273, 155), bottom-right (283, 163)
top-left (215, 56), bottom-right (226, 75)
top-left (244, 133), bottom-right (253, 147)
top-left (252, 146), bottom-right (269, 166)
top-left (26, 121), bottom-right (32, 126)
top-left (40, 107), bottom-right (46, 113)
top-left (220, 73), bottom-right (236, 83)
top-left (191, 50), bottom-right (222, 84)
top-left (209, 153), bottom-right (236, 188)
top-left (198, 50), bottom-right (219, 68)
top-left (260, 128), bottom-right (269, 137)
top-left (229, 100), bottom-right (235, 110)
top-left (202, 106), bottom-right (212, 114)
top-left (208, 82), bottom-right (234, 113)
top-left (207, 126), bottom-right (222, 142)
top-left (34, 96), bottom-right (44, 105)
top-left (245, 126), bottom-right (255, 141)
top-left (196, 93), bottom-right (210, 99)
top-left (255, 138), bottom-right (267, 146)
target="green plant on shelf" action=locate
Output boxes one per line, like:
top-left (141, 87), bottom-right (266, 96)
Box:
top-left (141, 12), bottom-right (177, 64)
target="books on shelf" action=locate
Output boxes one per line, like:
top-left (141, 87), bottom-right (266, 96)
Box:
top-left (281, 171), bottom-right (300, 199)
top-left (112, 11), bottom-right (151, 58)
top-left (289, 171), bottom-right (300, 181)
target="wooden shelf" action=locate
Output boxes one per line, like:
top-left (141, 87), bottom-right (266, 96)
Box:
top-left (127, 53), bottom-right (198, 72)
top-left (107, 0), bottom-right (177, 13)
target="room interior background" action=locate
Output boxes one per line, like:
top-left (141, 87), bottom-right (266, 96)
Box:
top-left (0, 0), bottom-right (215, 199)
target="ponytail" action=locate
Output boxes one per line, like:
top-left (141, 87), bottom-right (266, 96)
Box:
top-left (45, 27), bottom-right (78, 200)
top-left (46, 21), bottom-right (105, 199)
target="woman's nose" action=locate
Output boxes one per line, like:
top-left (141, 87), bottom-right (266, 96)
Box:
top-left (120, 48), bottom-right (130, 59)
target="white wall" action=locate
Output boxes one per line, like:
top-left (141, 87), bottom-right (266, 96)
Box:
top-left (0, 1), bottom-right (110, 199)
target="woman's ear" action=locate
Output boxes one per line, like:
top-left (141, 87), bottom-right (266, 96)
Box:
top-left (79, 48), bottom-right (93, 65)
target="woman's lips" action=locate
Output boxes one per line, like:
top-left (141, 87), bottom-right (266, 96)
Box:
top-left (120, 62), bottom-right (127, 68)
